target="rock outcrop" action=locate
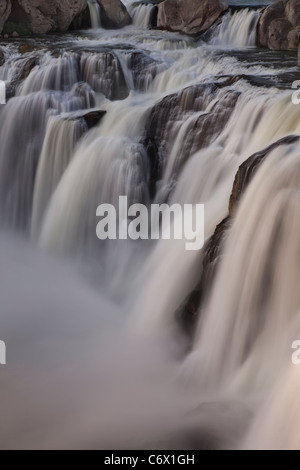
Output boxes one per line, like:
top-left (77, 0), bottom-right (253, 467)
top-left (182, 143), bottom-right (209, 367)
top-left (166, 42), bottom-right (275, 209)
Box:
top-left (258, 0), bottom-right (300, 51)
top-left (97, 0), bottom-right (131, 29)
top-left (157, 0), bottom-right (228, 36)
top-left (0, 0), bottom-right (11, 33)
top-left (8, 0), bottom-right (87, 34)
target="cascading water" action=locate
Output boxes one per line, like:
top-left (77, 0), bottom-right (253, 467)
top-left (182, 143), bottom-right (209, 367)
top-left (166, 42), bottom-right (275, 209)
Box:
top-left (88, 0), bottom-right (101, 29)
top-left (209, 8), bottom-right (261, 47)
top-left (0, 3), bottom-right (300, 450)
top-left (127, 2), bottom-right (155, 29)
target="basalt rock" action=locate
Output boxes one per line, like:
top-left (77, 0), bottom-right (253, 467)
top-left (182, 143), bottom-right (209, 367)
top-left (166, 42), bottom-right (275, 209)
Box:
top-left (96, 0), bottom-right (131, 29)
top-left (8, 0), bottom-right (87, 34)
top-left (157, 0), bottom-right (228, 36)
top-left (258, 0), bottom-right (300, 51)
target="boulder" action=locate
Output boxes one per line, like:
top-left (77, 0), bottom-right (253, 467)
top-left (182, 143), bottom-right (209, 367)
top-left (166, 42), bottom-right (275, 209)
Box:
top-left (9, 0), bottom-right (88, 34)
top-left (258, 0), bottom-right (300, 51)
top-left (157, 0), bottom-right (228, 36)
top-left (0, 0), bottom-right (11, 33)
top-left (97, 0), bottom-right (131, 29)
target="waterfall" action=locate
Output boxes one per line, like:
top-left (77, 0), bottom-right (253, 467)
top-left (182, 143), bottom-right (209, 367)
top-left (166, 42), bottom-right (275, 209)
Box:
top-left (31, 116), bottom-right (88, 239)
top-left (210, 9), bottom-right (261, 47)
top-left (88, 0), bottom-right (101, 29)
top-left (1, 8), bottom-right (300, 450)
top-left (127, 3), bottom-right (155, 29)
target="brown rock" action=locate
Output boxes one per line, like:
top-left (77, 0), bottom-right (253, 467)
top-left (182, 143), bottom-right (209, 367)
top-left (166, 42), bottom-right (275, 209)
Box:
top-left (0, 0), bottom-right (11, 33)
top-left (97, 0), bottom-right (131, 29)
top-left (258, 0), bottom-right (300, 51)
top-left (9, 0), bottom-right (87, 34)
top-left (157, 0), bottom-right (228, 36)
top-left (268, 18), bottom-right (291, 50)
top-left (18, 43), bottom-right (42, 54)
top-left (285, 0), bottom-right (300, 26)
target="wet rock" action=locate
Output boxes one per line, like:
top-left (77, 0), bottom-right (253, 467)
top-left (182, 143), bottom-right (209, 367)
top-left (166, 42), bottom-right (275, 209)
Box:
top-left (8, 0), bottom-right (87, 34)
top-left (258, 0), bottom-right (300, 51)
top-left (229, 135), bottom-right (300, 217)
top-left (157, 0), bottom-right (228, 36)
top-left (97, 0), bottom-right (131, 29)
top-left (0, 0), bottom-right (11, 34)
top-left (81, 109), bottom-right (106, 129)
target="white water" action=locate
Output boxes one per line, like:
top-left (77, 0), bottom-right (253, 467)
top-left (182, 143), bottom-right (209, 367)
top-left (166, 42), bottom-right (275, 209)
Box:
top-left (127, 3), bottom-right (155, 29)
top-left (0, 6), bottom-right (300, 450)
top-left (210, 9), bottom-right (261, 47)
top-left (88, 0), bottom-right (101, 29)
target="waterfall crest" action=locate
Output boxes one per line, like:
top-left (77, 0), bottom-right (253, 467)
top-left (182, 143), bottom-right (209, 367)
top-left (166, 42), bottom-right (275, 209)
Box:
top-left (209, 9), bottom-right (261, 47)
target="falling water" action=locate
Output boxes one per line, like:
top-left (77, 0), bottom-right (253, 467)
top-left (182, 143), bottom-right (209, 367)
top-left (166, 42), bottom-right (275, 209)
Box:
top-left (210, 9), bottom-right (261, 47)
top-left (88, 0), bottom-right (101, 29)
top-left (127, 2), bottom-right (155, 29)
top-left (0, 4), bottom-right (300, 450)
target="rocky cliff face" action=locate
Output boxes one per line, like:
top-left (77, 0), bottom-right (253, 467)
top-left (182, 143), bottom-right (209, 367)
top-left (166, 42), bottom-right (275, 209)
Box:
top-left (157, 0), bottom-right (228, 36)
top-left (258, 0), bottom-right (300, 51)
